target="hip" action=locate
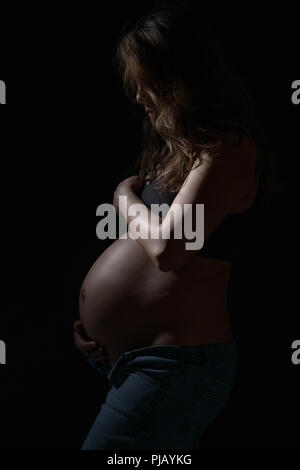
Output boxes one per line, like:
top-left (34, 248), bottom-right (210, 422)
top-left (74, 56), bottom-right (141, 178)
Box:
top-left (83, 341), bottom-right (238, 450)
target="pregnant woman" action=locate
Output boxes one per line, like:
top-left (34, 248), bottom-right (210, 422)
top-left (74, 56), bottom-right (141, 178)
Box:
top-left (74, 1), bottom-right (266, 450)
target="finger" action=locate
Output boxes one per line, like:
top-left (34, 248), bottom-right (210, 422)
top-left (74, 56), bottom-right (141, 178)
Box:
top-left (82, 343), bottom-right (100, 353)
top-left (73, 329), bottom-right (92, 343)
top-left (74, 327), bottom-right (86, 339)
top-left (73, 320), bottom-right (83, 332)
top-left (85, 343), bottom-right (107, 356)
top-left (81, 342), bottom-right (98, 351)
top-left (86, 349), bottom-right (109, 361)
top-left (86, 351), bottom-right (107, 360)
top-left (85, 347), bottom-right (107, 358)
top-left (74, 334), bottom-right (97, 349)
top-left (73, 319), bottom-right (83, 327)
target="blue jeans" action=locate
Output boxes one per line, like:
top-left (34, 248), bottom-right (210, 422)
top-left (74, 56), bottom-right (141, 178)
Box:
top-left (81, 341), bottom-right (238, 450)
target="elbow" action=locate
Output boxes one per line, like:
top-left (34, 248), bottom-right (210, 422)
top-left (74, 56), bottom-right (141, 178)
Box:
top-left (151, 239), bottom-right (189, 272)
top-left (154, 247), bottom-right (184, 272)
top-left (155, 258), bottom-right (173, 272)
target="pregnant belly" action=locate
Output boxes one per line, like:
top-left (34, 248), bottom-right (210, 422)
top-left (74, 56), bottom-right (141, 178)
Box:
top-left (79, 236), bottom-right (180, 363)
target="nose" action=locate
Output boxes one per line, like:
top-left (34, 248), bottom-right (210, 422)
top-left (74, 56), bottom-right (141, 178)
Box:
top-left (136, 84), bottom-right (148, 105)
top-left (136, 87), bottom-right (143, 104)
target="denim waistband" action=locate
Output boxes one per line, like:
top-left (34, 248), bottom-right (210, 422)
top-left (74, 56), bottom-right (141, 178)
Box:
top-left (120, 340), bottom-right (238, 367)
top-left (87, 340), bottom-right (238, 377)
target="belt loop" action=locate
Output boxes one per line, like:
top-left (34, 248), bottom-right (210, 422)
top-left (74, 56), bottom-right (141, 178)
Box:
top-left (108, 353), bottom-right (126, 384)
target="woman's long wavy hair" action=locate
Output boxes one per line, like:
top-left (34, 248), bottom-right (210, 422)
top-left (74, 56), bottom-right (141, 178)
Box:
top-left (113, 0), bottom-right (280, 201)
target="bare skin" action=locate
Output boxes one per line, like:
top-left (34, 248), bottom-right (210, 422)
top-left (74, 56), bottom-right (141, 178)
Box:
top-left (75, 170), bottom-right (257, 366)
top-left (73, 86), bottom-right (258, 367)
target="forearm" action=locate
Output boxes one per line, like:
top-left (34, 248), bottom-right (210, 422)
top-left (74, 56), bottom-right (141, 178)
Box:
top-left (117, 189), bottom-right (165, 266)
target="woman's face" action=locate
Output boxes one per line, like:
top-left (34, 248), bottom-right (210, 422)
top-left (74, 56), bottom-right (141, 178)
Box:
top-left (136, 84), bottom-right (158, 120)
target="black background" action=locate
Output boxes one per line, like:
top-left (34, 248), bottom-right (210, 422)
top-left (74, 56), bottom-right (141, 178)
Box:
top-left (0, 2), bottom-right (299, 451)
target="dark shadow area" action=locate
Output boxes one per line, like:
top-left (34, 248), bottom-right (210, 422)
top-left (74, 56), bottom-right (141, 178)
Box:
top-left (0, 2), bottom-right (299, 450)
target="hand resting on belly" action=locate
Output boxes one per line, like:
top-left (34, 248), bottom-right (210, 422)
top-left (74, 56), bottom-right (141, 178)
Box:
top-left (78, 235), bottom-right (181, 364)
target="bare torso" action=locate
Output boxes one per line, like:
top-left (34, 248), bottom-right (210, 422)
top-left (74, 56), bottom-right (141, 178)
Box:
top-left (79, 175), bottom-right (258, 365)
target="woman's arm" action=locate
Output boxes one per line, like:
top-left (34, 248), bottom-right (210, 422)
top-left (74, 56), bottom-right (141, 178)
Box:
top-left (114, 137), bottom-right (257, 272)
top-left (113, 177), bottom-right (165, 268)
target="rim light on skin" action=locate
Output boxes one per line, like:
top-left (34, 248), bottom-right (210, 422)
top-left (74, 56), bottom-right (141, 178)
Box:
top-left (136, 83), bottom-right (157, 118)
top-left (112, 3), bottom-right (271, 197)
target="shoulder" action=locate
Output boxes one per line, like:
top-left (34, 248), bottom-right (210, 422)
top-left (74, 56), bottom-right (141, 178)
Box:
top-left (216, 131), bottom-right (257, 172)
top-left (202, 130), bottom-right (256, 161)
top-left (197, 131), bottom-right (258, 184)
top-left (181, 131), bottom-right (258, 212)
